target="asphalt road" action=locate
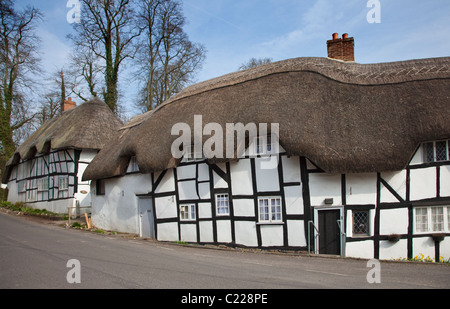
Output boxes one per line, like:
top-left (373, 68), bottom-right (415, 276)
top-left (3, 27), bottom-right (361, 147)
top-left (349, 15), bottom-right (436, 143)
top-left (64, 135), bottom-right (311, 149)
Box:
top-left (1, 211), bottom-right (449, 293)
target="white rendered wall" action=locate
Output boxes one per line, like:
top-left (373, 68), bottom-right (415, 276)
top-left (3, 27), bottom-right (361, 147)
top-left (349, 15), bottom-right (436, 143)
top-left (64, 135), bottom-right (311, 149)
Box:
top-left (345, 173), bottom-right (377, 205)
top-left (410, 167), bottom-right (436, 201)
top-left (235, 221), bottom-right (258, 247)
top-left (309, 173), bottom-right (342, 206)
top-left (440, 165), bottom-right (450, 197)
top-left (230, 159), bottom-right (253, 195)
top-left (74, 149), bottom-right (98, 208)
top-left (91, 173), bottom-right (152, 234)
top-left (346, 240), bottom-right (374, 259)
top-left (380, 171), bottom-right (407, 203)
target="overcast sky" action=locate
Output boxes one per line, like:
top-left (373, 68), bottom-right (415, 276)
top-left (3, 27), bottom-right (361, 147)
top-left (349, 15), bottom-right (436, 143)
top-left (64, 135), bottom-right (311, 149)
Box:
top-left (14, 0), bottom-right (450, 117)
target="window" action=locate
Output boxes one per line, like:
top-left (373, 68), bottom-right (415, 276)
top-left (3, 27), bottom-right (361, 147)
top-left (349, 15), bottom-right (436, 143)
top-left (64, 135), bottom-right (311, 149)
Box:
top-left (96, 179), bottom-right (105, 196)
top-left (183, 145), bottom-right (204, 163)
top-left (180, 204), bottom-right (196, 221)
top-left (431, 207), bottom-right (444, 232)
top-left (17, 181), bottom-right (26, 193)
top-left (255, 135), bottom-right (274, 155)
top-left (415, 206), bottom-right (450, 233)
top-left (353, 210), bottom-right (369, 236)
top-left (258, 197), bottom-right (282, 223)
top-left (59, 177), bottom-right (69, 191)
top-left (216, 194), bottom-right (229, 215)
top-left (425, 140), bottom-right (450, 162)
top-left (128, 156), bottom-right (139, 173)
top-left (448, 206), bottom-right (450, 231)
top-left (415, 208), bottom-right (428, 233)
top-left (37, 178), bottom-right (49, 191)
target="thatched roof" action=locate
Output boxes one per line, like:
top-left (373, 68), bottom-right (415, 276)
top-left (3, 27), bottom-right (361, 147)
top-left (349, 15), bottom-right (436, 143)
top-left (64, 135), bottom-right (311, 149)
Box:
top-left (3, 97), bottom-right (123, 183)
top-left (82, 57), bottom-right (450, 181)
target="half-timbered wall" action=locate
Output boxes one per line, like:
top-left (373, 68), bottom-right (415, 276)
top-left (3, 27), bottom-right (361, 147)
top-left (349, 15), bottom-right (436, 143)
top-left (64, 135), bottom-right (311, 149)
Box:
top-left (310, 143), bottom-right (450, 261)
top-left (90, 142), bottom-right (450, 261)
top-left (7, 149), bottom-right (96, 213)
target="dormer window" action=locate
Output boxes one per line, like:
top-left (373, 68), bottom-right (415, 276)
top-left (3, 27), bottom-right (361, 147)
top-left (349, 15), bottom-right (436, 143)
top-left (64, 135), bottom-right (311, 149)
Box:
top-left (128, 156), bottom-right (139, 173)
top-left (424, 140), bottom-right (449, 163)
top-left (183, 145), bottom-right (204, 163)
top-left (255, 135), bottom-right (275, 155)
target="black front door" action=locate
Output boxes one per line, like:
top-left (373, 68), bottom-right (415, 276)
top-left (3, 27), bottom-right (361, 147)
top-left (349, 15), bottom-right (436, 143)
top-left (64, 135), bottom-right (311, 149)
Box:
top-left (318, 210), bottom-right (341, 255)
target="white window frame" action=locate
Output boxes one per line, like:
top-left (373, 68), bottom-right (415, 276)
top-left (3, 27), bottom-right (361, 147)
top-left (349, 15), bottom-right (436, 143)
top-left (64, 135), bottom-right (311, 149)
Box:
top-left (215, 194), bottom-right (230, 216)
top-left (424, 140), bottom-right (450, 163)
top-left (414, 206), bottom-right (450, 234)
top-left (180, 204), bottom-right (196, 221)
top-left (258, 196), bottom-right (283, 223)
top-left (59, 176), bottom-right (69, 191)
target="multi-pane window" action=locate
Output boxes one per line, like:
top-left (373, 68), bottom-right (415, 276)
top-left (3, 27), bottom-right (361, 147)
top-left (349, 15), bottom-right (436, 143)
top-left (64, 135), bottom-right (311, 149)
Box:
top-left (431, 207), bottom-right (444, 232)
top-left (353, 210), bottom-right (369, 236)
top-left (37, 178), bottom-right (49, 191)
top-left (216, 194), bottom-right (229, 215)
top-left (183, 145), bottom-right (205, 163)
top-left (415, 208), bottom-right (428, 233)
top-left (415, 206), bottom-right (450, 233)
top-left (17, 180), bottom-right (26, 193)
top-left (255, 135), bottom-right (275, 155)
top-left (448, 207), bottom-right (450, 231)
top-left (59, 177), bottom-right (69, 191)
top-left (180, 204), bottom-right (196, 221)
top-left (425, 140), bottom-right (450, 162)
top-left (258, 197), bottom-right (282, 223)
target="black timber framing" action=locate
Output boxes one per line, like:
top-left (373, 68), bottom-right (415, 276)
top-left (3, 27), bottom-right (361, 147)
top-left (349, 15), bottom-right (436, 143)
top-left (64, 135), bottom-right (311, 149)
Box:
top-left (12, 149), bottom-right (79, 204)
top-left (145, 151), bottom-right (450, 259)
top-left (148, 153), bottom-right (308, 250)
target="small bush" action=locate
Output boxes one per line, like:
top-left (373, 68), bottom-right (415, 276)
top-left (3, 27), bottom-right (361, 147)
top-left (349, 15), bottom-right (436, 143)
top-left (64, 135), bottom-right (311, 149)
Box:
top-left (71, 222), bottom-right (83, 229)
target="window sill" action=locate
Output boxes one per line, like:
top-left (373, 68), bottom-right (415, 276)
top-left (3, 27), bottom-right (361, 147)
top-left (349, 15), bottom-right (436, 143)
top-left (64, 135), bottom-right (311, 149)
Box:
top-left (352, 234), bottom-right (370, 238)
top-left (256, 222), bottom-right (284, 226)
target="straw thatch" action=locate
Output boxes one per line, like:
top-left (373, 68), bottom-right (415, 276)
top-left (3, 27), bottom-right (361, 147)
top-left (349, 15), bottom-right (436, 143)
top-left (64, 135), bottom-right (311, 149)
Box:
top-left (82, 57), bottom-right (450, 181)
top-left (2, 97), bottom-right (123, 183)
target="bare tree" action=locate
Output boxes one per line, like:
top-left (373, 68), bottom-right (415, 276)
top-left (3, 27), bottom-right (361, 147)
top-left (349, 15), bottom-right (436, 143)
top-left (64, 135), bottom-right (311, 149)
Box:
top-left (135, 0), bottom-right (206, 112)
top-left (239, 57), bottom-right (272, 70)
top-left (0, 0), bottom-right (42, 174)
top-left (35, 93), bottom-right (61, 126)
top-left (68, 0), bottom-right (142, 113)
top-left (67, 46), bottom-right (102, 102)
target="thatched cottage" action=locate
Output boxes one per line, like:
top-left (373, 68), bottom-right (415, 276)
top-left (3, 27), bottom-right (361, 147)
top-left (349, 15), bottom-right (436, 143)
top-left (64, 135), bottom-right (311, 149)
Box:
top-left (2, 97), bottom-right (122, 214)
top-left (83, 34), bottom-right (450, 261)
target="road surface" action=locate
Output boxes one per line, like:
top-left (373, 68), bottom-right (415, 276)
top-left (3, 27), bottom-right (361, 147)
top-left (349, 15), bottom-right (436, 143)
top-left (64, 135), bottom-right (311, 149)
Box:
top-left (1, 211), bottom-right (449, 294)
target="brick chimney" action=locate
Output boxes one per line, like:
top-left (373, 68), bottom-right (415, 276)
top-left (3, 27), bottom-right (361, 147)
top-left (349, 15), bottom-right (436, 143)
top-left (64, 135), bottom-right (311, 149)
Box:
top-left (62, 97), bottom-right (76, 112)
top-left (327, 33), bottom-right (355, 62)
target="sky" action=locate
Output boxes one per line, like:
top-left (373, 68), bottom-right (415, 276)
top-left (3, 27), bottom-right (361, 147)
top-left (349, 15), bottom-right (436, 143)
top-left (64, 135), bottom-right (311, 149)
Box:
top-left (13, 0), bottom-right (450, 118)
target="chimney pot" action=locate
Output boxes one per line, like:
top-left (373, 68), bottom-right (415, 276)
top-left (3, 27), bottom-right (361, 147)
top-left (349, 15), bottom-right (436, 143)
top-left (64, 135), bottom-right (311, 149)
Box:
top-left (327, 32), bottom-right (355, 62)
top-left (62, 97), bottom-right (76, 112)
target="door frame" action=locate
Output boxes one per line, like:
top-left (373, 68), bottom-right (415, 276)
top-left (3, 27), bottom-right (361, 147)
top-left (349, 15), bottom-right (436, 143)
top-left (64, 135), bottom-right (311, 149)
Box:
top-left (137, 196), bottom-right (155, 238)
top-left (313, 206), bottom-right (346, 256)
